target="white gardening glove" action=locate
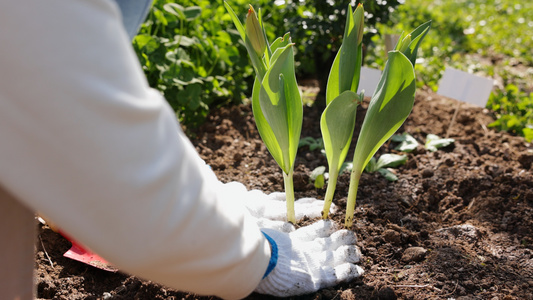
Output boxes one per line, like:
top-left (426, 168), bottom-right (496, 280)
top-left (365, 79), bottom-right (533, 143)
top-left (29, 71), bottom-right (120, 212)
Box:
top-left (256, 220), bottom-right (364, 297)
top-left (221, 181), bottom-right (336, 231)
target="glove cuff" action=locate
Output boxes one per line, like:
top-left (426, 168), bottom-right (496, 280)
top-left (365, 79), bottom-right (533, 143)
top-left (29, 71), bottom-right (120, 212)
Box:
top-left (261, 231), bottom-right (278, 279)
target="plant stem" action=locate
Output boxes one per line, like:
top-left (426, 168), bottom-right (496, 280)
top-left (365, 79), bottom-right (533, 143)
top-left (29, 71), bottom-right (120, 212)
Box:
top-left (345, 169), bottom-right (361, 228)
top-left (322, 169), bottom-right (339, 219)
top-left (283, 169), bottom-right (296, 224)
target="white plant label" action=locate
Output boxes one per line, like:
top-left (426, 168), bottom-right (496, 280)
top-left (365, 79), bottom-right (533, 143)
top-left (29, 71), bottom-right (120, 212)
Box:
top-left (357, 66), bottom-right (382, 97)
top-left (437, 67), bottom-right (493, 107)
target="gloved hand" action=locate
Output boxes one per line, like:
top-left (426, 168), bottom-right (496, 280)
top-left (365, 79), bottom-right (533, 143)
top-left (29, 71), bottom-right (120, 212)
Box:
top-left (203, 164), bottom-right (362, 296)
top-left (221, 181), bottom-right (336, 231)
top-left (256, 220), bottom-right (363, 297)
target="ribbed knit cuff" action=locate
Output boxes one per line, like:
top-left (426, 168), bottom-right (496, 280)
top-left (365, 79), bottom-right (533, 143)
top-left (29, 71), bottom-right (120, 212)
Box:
top-left (261, 231), bottom-right (278, 279)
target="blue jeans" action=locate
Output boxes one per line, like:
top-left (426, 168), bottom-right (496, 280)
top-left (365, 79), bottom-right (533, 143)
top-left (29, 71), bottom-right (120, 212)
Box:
top-left (113, 0), bottom-right (153, 40)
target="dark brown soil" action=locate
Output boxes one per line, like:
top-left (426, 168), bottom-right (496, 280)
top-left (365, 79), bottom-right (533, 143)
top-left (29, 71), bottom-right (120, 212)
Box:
top-left (36, 88), bottom-right (533, 300)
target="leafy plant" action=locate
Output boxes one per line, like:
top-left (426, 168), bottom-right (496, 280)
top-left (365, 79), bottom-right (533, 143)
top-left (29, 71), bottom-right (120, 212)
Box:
top-left (487, 84), bottom-right (533, 142)
top-left (313, 3), bottom-right (430, 225)
top-left (266, 0), bottom-right (402, 91)
top-left (425, 134), bottom-right (455, 152)
top-left (365, 154), bottom-right (408, 182)
top-left (391, 132), bottom-right (419, 152)
top-left (342, 154), bottom-right (408, 182)
top-left (133, 0), bottom-right (256, 127)
top-left (309, 166), bottom-right (326, 189)
top-left (225, 3), bottom-right (303, 223)
top-left (392, 132), bottom-right (455, 152)
top-left (298, 136), bottom-right (324, 151)
top-left (366, 0), bottom-right (533, 140)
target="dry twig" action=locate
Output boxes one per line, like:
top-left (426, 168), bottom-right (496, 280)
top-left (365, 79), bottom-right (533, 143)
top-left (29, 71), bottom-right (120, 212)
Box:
top-left (39, 234), bottom-right (54, 268)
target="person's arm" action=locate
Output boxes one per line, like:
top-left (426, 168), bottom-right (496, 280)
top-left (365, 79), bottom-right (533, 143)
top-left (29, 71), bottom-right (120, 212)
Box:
top-left (0, 1), bottom-right (269, 299)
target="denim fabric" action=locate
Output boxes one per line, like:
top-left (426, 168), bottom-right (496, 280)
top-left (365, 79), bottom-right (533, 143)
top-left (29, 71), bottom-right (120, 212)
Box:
top-left (113, 0), bottom-right (153, 40)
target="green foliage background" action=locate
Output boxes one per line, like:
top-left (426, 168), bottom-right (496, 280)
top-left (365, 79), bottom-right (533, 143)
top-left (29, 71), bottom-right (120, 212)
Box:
top-left (134, 0), bottom-right (532, 141)
top-left (132, 0), bottom-right (262, 127)
top-left (132, 0), bottom-right (401, 127)
top-left (365, 0), bottom-right (532, 141)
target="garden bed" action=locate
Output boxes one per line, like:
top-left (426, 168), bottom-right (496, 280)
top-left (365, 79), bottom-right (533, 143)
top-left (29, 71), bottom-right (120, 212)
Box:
top-left (36, 88), bottom-right (533, 300)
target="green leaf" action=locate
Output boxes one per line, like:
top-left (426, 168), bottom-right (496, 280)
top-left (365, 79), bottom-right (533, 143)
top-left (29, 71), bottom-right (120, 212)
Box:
top-left (314, 175), bottom-right (325, 189)
top-left (134, 34), bottom-right (159, 53)
top-left (177, 84), bottom-right (202, 110)
top-left (320, 90), bottom-right (359, 220)
top-left (183, 6), bottom-right (202, 21)
top-left (321, 90), bottom-right (359, 173)
top-left (163, 3), bottom-right (186, 19)
top-left (298, 136), bottom-right (324, 151)
top-left (377, 168), bottom-right (398, 181)
top-left (225, 2), bottom-right (267, 80)
top-left (364, 154), bottom-right (404, 180)
top-left (399, 21), bottom-right (432, 66)
top-left (351, 51), bottom-right (416, 177)
top-left (270, 33), bottom-right (291, 53)
top-left (154, 9), bottom-right (168, 26)
top-left (310, 166), bottom-right (326, 189)
top-left (425, 134), bottom-right (455, 152)
top-left (256, 44), bottom-right (303, 173)
top-left (364, 157), bottom-right (378, 173)
top-left (251, 78), bottom-right (283, 170)
top-left (173, 35), bottom-right (196, 47)
top-left (523, 128), bottom-right (533, 142)
top-left (375, 154), bottom-right (407, 169)
top-left (325, 5), bottom-right (364, 105)
top-left (224, 1), bottom-right (246, 40)
top-left (392, 133), bottom-right (419, 152)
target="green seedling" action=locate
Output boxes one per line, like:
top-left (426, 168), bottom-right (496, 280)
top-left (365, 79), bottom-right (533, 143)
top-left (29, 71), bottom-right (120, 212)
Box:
top-left (392, 132), bottom-right (455, 152)
top-left (320, 4), bottom-right (364, 219)
top-left (225, 2), bottom-right (302, 223)
top-left (365, 154), bottom-right (408, 182)
top-left (309, 166), bottom-right (326, 189)
top-left (344, 21), bottom-right (431, 227)
top-left (392, 133), bottom-right (420, 152)
top-left (425, 134), bottom-right (455, 152)
top-left (298, 136), bottom-right (324, 151)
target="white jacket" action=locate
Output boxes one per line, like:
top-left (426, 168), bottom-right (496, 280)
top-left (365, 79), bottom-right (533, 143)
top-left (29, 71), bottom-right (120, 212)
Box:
top-left (0, 1), bottom-right (270, 299)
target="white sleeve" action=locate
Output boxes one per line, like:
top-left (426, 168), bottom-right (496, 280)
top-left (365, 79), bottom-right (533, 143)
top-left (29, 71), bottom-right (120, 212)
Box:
top-left (0, 1), bottom-right (269, 299)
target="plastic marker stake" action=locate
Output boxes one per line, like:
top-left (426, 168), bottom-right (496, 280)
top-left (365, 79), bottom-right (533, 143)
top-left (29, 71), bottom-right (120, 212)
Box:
top-left (437, 67), bottom-right (493, 107)
top-left (437, 67), bottom-right (494, 138)
top-left (357, 66), bottom-right (382, 97)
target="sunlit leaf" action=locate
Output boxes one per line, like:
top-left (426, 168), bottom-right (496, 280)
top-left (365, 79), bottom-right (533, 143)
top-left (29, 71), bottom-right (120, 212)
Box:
top-left (425, 134), bottom-right (455, 152)
top-left (345, 50), bottom-right (417, 227)
top-left (392, 133), bottom-right (419, 152)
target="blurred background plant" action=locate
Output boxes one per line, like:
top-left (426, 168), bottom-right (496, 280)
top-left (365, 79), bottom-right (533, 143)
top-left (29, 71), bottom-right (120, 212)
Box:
top-left (263, 0), bottom-right (402, 92)
top-left (133, 0), bottom-right (270, 127)
top-left (134, 0), bottom-right (532, 141)
top-left (132, 0), bottom-right (400, 127)
top-left (364, 0), bottom-right (532, 141)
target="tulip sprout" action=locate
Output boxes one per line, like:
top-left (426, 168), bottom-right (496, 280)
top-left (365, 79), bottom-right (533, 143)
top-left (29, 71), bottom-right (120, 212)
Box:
top-left (344, 21), bottom-right (431, 228)
top-left (320, 4), bottom-right (365, 219)
top-left (317, 3), bottom-right (430, 226)
top-left (225, 2), bottom-right (302, 223)
top-left (225, 2), bottom-right (429, 226)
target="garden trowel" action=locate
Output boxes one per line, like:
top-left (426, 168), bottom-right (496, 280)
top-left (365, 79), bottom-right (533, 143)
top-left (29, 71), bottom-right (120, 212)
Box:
top-left (39, 215), bottom-right (117, 271)
top-left (60, 231), bottom-right (118, 272)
